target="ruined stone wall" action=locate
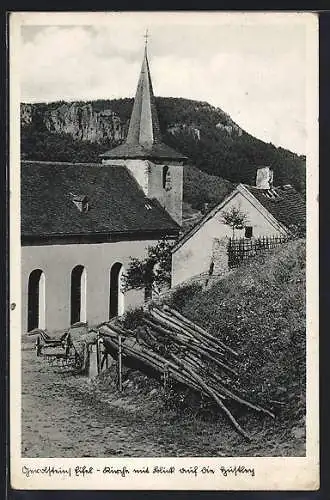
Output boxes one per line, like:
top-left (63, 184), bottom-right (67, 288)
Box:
top-left (210, 237), bottom-right (230, 278)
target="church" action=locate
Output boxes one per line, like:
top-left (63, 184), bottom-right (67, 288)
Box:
top-left (21, 44), bottom-right (186, 333)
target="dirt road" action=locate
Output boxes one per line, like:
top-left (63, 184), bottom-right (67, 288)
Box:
top-left (21, 338), bottom-right (304, 458)
top-left (22, 340), bottom-right (171, 457)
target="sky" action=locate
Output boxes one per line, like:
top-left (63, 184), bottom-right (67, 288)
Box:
top-left (18, 13), bottom-right (313, 155)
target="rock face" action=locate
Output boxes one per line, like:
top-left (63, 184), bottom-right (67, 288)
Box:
top-left (168, 123), bottom-right (201, 141)
top-left (21, 102), bottom-right (126, 144)
top-left (43, 103), bottom-right (125, 144)
top-left (216, 121), bottom-right (243, 136)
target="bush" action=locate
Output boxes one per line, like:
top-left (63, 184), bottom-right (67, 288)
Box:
top-left (122, 239), bottom-right (174, 294)
top-left (121, 308), bottom-right (145, 331)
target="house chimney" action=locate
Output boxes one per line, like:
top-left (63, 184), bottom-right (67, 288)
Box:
top-left (256, 166), bottom-right (274, 189)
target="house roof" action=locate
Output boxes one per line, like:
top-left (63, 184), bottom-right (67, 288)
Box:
top-left (172, 183), bottom-right (305, 252)
top-left (100, 47), bottom-right (186, 163)
top-left (21, 161), bottom-right (180, 239)
top-left (244, 185), bottom-right (306, 230)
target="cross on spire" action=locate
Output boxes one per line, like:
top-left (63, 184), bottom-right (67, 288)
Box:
top-left (144, 29), bottom-right (149, 48)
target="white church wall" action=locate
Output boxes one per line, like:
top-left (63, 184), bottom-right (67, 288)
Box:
top-left (172, 191), bottom-right (285, 287)
top-left (21, 238), bottom-right (160, 333)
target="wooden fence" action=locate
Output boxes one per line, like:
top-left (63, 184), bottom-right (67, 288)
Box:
top-left (227, 235), bottom-right (289, 268)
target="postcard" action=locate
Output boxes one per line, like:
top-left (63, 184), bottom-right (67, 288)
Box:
top-left (9, 11), bottom-right (319, 490)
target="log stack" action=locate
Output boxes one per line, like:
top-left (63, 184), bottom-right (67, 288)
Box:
top-left (97, 305), bottom-right (275, 440)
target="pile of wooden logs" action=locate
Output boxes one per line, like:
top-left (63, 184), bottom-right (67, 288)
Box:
top-left (97, 305), bottom-right (275, 440)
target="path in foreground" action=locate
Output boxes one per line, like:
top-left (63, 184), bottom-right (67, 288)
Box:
top-left (21, 338), bottom-right (304, 458)
top-left (22, 340), bottom-right (166, 457)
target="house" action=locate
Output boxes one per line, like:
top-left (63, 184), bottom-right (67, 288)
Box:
top-left (171, 166), bottom-right (305, 287)
top-left (21, 44), bottom-right (186, 333)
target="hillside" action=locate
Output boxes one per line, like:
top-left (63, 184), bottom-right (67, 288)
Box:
top-left (166, 239), bottom-right (306, 430)
top-left (183, 165), bottom-right (233, 212)
top-left (21, 97), bottom-right (306, 195)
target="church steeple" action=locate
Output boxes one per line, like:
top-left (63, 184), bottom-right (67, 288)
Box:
top-left (101, 34), bottom-right (185, 226)
top-left (101, 41), bottom-right (186, 162)
top-left (126, 44), bottom-right (162, 147)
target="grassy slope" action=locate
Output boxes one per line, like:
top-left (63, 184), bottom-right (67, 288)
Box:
top-left (171, 239), bottom-right (306, 428)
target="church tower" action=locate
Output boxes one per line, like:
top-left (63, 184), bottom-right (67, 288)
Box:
top-left (101, 41), bottom-right (186, 226)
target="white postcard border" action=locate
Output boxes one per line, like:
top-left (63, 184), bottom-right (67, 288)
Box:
top-left (9, 11), bottom-right (319, 491)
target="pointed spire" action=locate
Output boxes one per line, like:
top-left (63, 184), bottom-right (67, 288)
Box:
top-left (100, 36), bottom-right (187, 162)
top-left (126, 39), bottom-right (162, 147)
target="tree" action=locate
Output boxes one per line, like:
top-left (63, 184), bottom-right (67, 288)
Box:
top-left (122, 239), bottom-right (174, 298)
top-left (221, 206), bottom-right (248, 238)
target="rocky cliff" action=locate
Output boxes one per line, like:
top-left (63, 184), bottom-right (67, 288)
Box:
top-left (21, 102), bottom-right (125, 144)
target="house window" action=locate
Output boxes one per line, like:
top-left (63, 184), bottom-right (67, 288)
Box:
top-left (245, 226), bottom-right (253, 238)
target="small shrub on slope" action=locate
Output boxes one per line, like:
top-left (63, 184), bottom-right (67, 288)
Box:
top-left (165, 282), bottom-right (204, 311)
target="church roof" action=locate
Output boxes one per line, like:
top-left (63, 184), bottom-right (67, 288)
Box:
top-left (21, 161), bottom-right (180, 240)
top-left (100, 48), bottom-right (186, 162)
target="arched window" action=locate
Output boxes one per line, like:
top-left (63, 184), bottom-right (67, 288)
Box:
top-left (70, 265), bottom-right (87, 325)
top-left (162, 165), bottom-right (169, 189)
top-left (109, 262), bottom-right (124, 318)
top-left (28, 269), bottom-right (45, 331)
